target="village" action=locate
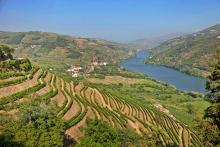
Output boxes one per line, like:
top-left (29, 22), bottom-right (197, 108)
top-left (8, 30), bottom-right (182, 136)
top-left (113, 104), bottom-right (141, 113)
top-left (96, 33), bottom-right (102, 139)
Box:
top-left (66, 58), bottom-right (108, 78)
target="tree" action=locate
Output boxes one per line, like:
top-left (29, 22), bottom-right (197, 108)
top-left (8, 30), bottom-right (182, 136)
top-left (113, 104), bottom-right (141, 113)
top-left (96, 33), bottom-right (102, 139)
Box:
top-left (0, 97), bottom-right (65, 147)
top-left (77, 119), bottom-right (120, 147)
top-left (0, 45), bottom-right (6, 60)
top-left (77, 119), bottom-right (166, 147)
top-left (186, 103), bottom-right (196, 115)
top-left (0, 44), bottom-right (14, 60)
top-left (198, 48), bottom-right (220, 146)
top-left (205, 49), bottom-right (220, 130)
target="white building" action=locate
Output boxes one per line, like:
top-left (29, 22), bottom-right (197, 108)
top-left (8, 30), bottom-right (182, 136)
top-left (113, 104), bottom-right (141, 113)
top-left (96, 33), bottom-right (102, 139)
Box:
top-left (72, 73), bottom-right (78, 78)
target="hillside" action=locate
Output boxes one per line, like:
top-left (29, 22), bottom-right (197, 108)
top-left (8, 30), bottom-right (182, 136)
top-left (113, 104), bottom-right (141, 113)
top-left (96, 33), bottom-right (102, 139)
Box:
top-left (145, 24), bottom-right (220, 77)
top-left (0, 31), bottom-right (132, 71)
top-left (129, 33), bottom-right (186, 50)
top-left (0, 57), bottom-right (209, 146)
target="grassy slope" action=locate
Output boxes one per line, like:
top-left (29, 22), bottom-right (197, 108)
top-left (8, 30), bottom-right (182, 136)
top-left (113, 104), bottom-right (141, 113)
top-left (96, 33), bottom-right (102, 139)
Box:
top-left (86, 65), bottom-right (209, 127)
top-left (0, 31), bottom-right (132, 71)
top-left (146, 24), bottom-right (220, 77)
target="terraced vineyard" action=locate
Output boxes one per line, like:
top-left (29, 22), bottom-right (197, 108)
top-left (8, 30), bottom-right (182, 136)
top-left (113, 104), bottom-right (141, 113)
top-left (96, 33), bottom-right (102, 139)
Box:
top-left (0, 68), bottom-right (203, 146)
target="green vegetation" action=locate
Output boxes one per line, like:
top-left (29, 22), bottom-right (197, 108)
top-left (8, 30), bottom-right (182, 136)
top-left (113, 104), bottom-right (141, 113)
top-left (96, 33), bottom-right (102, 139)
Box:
top-left (0, 70), bottom-right (46, 107)
top-left (0, 44), bottom-right (14, 61)
top-left (0, 53), bottom-right (209, 146)
top-left (0, 97), bottom-right (65, 147)
top-left (89, 65), bottom-right (209, 127)
top-left (146, 24), bottom-right (220, 77)
top-left (0, 31), bottom-right (132, 72)
top-left (77, 119), bottom-right (164, 147)
top-left (195, 49), bottom-right (220, 146)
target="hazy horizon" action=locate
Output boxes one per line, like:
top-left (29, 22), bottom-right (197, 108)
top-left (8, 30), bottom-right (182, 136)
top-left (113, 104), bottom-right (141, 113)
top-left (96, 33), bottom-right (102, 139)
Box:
top-left (0, 0), bottom-right (220, 42)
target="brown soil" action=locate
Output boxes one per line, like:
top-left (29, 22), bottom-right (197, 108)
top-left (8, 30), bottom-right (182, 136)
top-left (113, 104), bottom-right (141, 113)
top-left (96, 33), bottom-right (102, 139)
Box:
top-left (52, 77), bottom-right (65, 107)
top-left (122, 103), bottom-right (131, 116)
top-left (0, 109), bottom-right (18, 115)
top-left (63, 100), bottom-right (81, 121)
top-left (6, 74), bottom-right (52, 106)
top-left (66, 82), bottom-right (71, 95)
top-left (74, 83), bottom-right (84, 96)
top-left (87, 76), bottom-right (145, 85)
top-left (137, 108), bottom-right (145, 121)
top-left (94, 89), bottom-right (106, 107)
top-left (92, 107), bottom-right (101, 120)
top-left (90, 89), bottom-right (96, 105)
top-left (65, 107), bottom-right (94, 140)
top-left (127, 120), bottom-right (141, 135)
top-left (84, 87), bottom-right (93, 103)
top-left (0, 69), bottom-right (42, 98)
top-left (179, 126), bottom-right (183, 147)
top-left (183, 128), bottom-right (189, 147)
top-left (0, 76), bottom-right (23, 83)
top-left (35, 73), bottom-right (51, 96)
top-left (110, 96), bottom-right (120, 110)
top-left (5, 97), bottom-right (27, 106)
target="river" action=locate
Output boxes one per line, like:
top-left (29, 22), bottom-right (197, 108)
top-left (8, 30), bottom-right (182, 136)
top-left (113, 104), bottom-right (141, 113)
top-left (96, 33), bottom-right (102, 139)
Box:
top-left (120, 50), bottom-right (207, 93)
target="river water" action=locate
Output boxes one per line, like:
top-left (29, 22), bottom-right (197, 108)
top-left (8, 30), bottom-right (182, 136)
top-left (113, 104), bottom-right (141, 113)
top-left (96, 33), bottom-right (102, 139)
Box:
top-left (120, 50), bottom-right (206, 93)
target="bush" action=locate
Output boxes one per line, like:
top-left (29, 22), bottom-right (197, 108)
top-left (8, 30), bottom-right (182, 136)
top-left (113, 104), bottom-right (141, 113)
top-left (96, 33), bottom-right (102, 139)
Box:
top-left (0, 58), bottom-right (32, 72)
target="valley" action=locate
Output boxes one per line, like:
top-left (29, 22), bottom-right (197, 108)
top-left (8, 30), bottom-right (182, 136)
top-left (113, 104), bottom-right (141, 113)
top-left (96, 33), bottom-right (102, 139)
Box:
top-left (121, 50), bottom-right (206, 93)
top-left (0, 59), bottom-right (209, 146)
top-left (0, 26), bottom-right (218, 147)
top-left (146, 24), bottom-right (220, 77)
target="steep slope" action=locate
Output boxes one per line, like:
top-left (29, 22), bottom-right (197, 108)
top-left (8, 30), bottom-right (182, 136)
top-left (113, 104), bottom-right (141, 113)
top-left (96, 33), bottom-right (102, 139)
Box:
top-left (0, 59), bottom-right (207, 146)
top-left (146, 24), bottom-right (220, 77)
top-left (0, 31), bottom-right (131, 70)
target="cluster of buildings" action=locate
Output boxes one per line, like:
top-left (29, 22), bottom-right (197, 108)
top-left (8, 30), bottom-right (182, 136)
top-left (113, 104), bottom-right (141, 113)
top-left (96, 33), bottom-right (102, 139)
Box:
top-left (153, 103), bottom-right (175, 120)
top-left (67, 60), bottom-right (108, 78)
top-left (67, 65), bottom-right (83, 77)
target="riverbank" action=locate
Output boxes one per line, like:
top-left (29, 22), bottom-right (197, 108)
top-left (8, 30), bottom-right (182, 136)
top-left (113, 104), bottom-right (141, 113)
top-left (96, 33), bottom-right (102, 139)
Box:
top-left (145, 60), bottom-right (209, 78)
top-left (120, 50), bottom-right (207, 93)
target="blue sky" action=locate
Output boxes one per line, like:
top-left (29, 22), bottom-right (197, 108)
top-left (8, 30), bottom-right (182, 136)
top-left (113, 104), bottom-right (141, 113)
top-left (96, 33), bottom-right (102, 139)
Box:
top-left (0, 0), bottom-right (220, 42)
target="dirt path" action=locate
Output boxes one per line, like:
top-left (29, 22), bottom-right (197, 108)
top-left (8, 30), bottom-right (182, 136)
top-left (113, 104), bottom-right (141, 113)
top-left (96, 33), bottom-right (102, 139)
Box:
top-left (0, 69), bottom-right (42, 98)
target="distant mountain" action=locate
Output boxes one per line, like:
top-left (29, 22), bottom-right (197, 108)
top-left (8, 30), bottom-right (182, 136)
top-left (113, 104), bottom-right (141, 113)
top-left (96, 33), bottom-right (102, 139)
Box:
top-left (130, 33), bottom-right (187, 50)
top-left (0, 31), bottom-right (132, 70)
top-left (146, 24), bottom-right (220, 77)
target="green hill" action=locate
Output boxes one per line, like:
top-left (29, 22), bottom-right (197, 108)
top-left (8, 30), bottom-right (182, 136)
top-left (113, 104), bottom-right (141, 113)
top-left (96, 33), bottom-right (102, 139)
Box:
top-left (0, 31), bottom-right (132, 71)
top-left (0, 57), bottom-right (209, 146)
top-left (146, 24), bottom-right (220, 77)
